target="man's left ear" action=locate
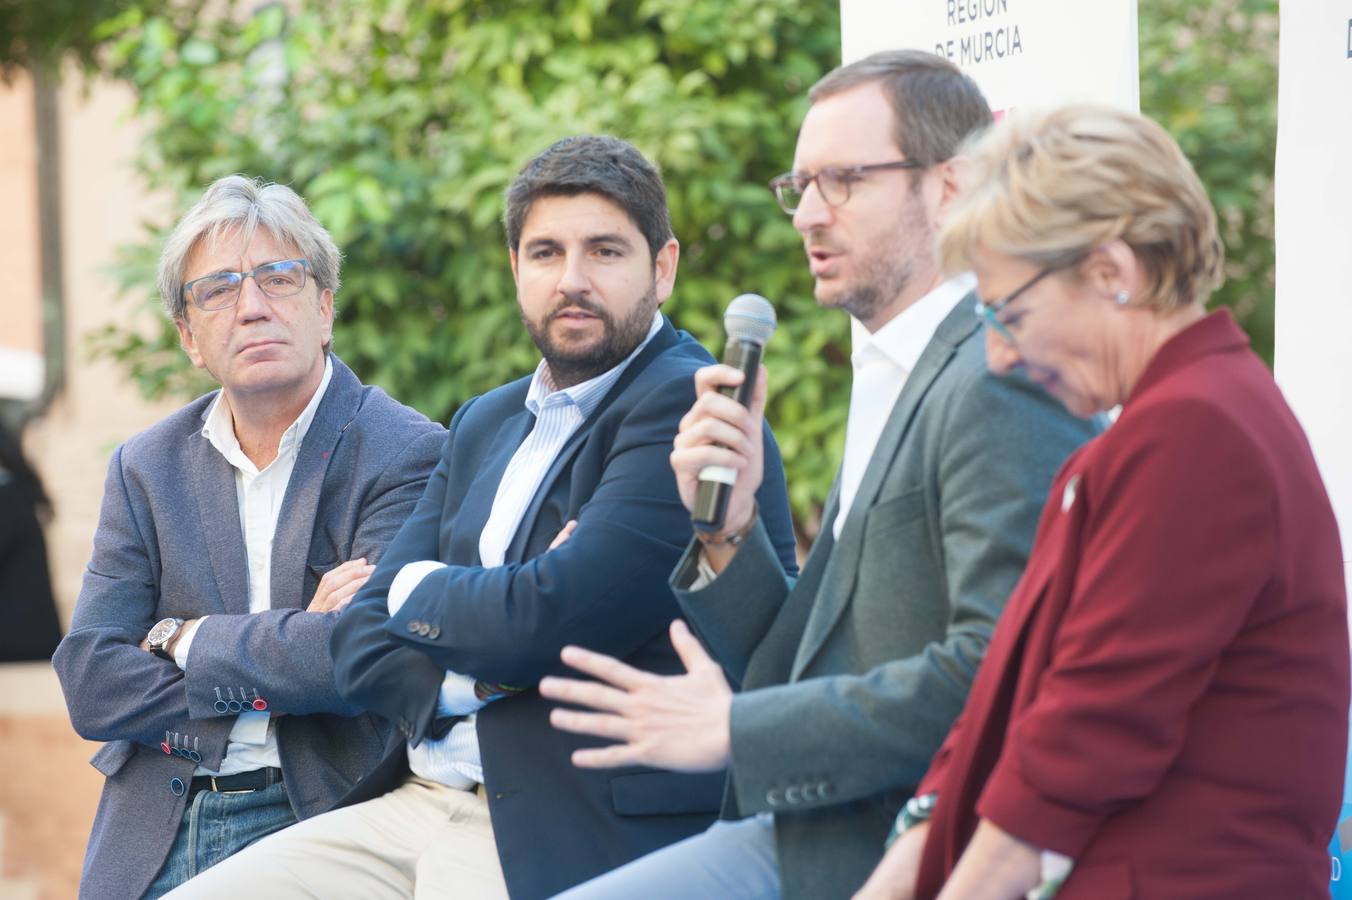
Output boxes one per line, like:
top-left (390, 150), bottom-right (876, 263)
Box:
top-left (319, 288), bottom-right (335, 344)
top-left (931, 158), bottom-right (962, 224)
top-left (653, 238), bottom-right (680, 305)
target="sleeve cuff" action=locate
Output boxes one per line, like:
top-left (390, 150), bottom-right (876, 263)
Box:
top-left (670, 538), bottom-right (706, 591)
top-left (437, 672), bottom-right (485, 716)
top-left (689, 551), bottom-right (718, 590)
top-left (977, 758), bottom-right (1104, 859)
top-left (389, 560), bottom-right (448, 615)
top-left (172, 616), bottom-right (207, 670)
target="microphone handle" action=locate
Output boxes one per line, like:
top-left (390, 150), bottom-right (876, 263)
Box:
top-left (691, 339), bottom-right (764, 532)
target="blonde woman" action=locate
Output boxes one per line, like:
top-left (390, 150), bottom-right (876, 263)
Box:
top-left (857, 106), bottom-right (1348, 900)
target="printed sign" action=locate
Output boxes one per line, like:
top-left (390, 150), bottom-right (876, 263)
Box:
top-left (1273, 7), bottom-right (1352, 892)
top-left (840, 0), bottom-right (1139, 114)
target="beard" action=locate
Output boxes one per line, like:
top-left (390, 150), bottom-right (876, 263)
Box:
top-left (523, 284), bottom-right (660, 388)
top-left (813, 181), bottom-right (935, 325)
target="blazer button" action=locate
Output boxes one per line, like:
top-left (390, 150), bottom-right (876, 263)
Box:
top-left (169, 778), bottom-right (186, 797)
top-left (765, 788), bottom-right (782, 808)
top-left (428, 626), bottom-right (441, 639)
top-left (417, 623), bottom-right (432, 637)
top-left (817, 781), bottom-right (832, 798)
top-left (785, 786), bottom-right (802, 805)
top-left (407, 621), bottom-right (421, 634)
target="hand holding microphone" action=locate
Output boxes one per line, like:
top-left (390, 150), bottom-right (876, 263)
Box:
top-left (671, 294), bottom-right (777, 562)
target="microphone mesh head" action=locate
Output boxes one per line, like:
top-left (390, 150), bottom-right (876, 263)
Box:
top-left (724, 294), bottom-right (777, 346)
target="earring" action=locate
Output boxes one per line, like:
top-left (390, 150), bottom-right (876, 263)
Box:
top-left (1113, 290), bottom-right (1130, 306)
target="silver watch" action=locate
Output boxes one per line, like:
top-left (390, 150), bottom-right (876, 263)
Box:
top-left (146, 617), bottom-right (184, 660)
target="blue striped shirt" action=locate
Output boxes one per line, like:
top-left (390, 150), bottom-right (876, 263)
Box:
top-left (403, 311), bottom-right (665, 789)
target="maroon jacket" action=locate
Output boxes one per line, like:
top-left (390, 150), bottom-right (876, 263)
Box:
top-left (915, 310), bottom-right (1348, 899)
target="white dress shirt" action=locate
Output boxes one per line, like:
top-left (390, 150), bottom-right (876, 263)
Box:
top-left (173, 357), bottom-right (333, 776)
top-left (833, 274), bottom-right (974, 539)
top-left (399, 312), bottom-right (664, 790)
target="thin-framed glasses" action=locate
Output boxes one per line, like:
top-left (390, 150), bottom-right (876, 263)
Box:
top-left (768, 160), bottom-right (923, 214)
top-left (183, 258), bottom-right (312, 311)
top-left (974, 265), bottom-right (1063, 343)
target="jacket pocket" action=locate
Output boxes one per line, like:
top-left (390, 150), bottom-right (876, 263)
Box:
top-left (89, 740), bottom-right (136, 777)
top-left (864, 485), bottom-right (927, 536)
top-left (609, 770), bottom-right (724, 817)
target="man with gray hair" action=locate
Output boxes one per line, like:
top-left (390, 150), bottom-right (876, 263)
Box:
top-left (54, 175), bottom-right (445, 899)
top-left (164, 135), bottom-right (797, 900)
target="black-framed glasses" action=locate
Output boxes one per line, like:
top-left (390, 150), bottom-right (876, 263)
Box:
top-left (768, 160), bottom-right (923, 214)
top-left (973, 265), bottom-right (1061, 343)
top-left (183, 258), bottom-right (312, 311)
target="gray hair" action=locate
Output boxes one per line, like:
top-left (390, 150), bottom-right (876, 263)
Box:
top-left (158, 175), bottom-right (342, 319)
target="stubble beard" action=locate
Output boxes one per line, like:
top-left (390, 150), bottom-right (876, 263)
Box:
top-left (524, 284), bottom-right (659, 388)
top-left (815, 183), bottom-right (936, 327)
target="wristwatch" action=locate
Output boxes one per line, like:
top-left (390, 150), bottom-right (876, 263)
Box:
top-left (146, 617), bottom-right (185, 660)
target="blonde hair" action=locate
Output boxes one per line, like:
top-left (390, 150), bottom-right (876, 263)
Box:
top-left (940, 105), bottom-right (1224, 312)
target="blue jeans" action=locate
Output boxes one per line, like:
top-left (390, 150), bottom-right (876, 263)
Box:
top-left (553, 813), bottom-right (780, 899)
top-left (144, 781), bottom-right (296, 898)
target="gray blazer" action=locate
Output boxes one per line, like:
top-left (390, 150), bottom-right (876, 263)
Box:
top-left (53, 356), bottom-right (445, 900)
top-left (671, 298), bottom-right (1102, 899)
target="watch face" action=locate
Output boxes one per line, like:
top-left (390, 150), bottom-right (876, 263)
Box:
top-left (147, 618), bottom-right (179, 646)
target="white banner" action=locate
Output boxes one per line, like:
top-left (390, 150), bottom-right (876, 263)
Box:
top-left (1274, 5), bottom-right (1352, 894)
top-left (841, 0), bottom-right (1139, 113)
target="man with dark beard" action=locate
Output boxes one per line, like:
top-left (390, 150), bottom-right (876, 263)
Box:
top-left (538, 52), bottom-right (1101, 899)
top-left (166, 135), bottom-right (798, 900)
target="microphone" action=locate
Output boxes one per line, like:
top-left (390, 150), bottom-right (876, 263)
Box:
top-left (691, 294), bottom-right (778, 532)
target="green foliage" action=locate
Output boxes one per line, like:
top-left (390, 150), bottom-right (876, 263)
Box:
top-left (1138, 0), bottom-right (1278, 363)
top-left (0, 0), bottom-right (174, 76)
top-left (88, 0), bottom-right (1280, 529)
top-left (92, 0), bottom-right (846, 528)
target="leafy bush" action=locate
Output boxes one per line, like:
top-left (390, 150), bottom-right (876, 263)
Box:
top-left (84, 0), bottom-right (1277, 532)
top-left (90, 0), bottom-right (845, 534)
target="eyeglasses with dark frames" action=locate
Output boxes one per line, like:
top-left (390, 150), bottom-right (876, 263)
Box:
top-left (768, 160), bottom-right (924, 215)
top-left (973, 265), bottom-right (1062, 343)
top-left (183, 258), bottom-right (313, 312)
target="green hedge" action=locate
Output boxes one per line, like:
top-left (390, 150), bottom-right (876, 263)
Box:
top-left (84, 0), bottom-right (1276, 533)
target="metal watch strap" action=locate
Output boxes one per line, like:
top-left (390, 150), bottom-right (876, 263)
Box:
top-left (886, 792), bottom-right (938, 848)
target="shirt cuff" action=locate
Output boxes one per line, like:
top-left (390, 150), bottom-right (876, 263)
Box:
top-left (690, 550), bottom-right (719, 590)
top-left (437, 672), bottom-right (485, 716)
top-left (172, 616), bottom-right (207, 670)
top-left (230, 710), bottom-right (270, 745)
top-left (1027, 851), bottom-right (1074, 900)
top-left (388, 560), bottom-right (448, 615)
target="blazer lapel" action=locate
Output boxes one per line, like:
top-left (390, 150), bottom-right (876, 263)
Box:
top-left (453, 407), bottom-right (536, 566)
top-left (189, 398), bottom-right (250, 615)
top-left (269, 359), bottom-right (363, 611)
top-left (791, 301), bottom-right (980, 679)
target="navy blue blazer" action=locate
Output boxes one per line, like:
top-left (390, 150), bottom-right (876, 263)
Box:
top-left (332, 318), bottom-right (798, 899)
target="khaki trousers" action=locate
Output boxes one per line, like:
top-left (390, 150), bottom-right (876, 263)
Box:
top-left (164, 778), bottom-right (508, 899)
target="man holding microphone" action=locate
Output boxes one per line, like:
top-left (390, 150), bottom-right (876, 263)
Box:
top-left (541, 50), bottom-right (1100, 899)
